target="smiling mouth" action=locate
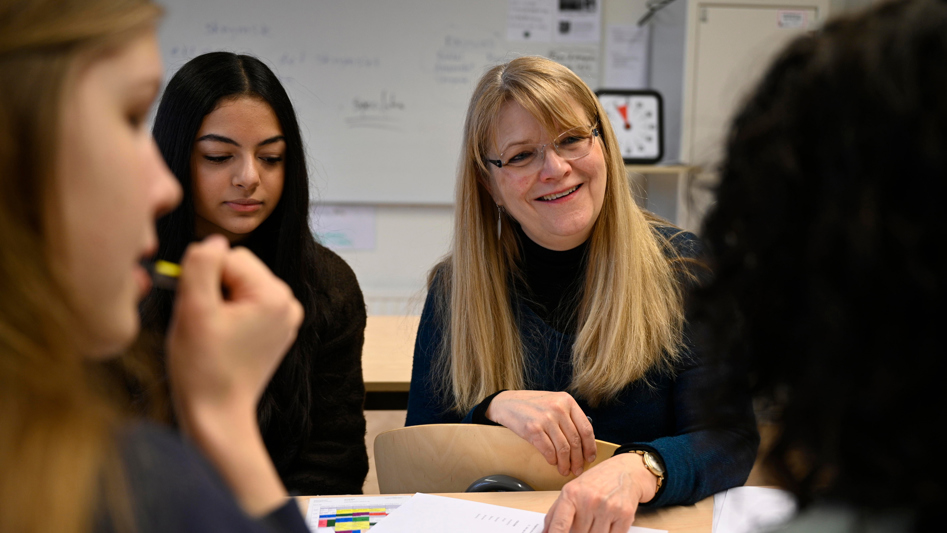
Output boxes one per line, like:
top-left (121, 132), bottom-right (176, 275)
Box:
top-left (539, 184), bottom-right (580, 201)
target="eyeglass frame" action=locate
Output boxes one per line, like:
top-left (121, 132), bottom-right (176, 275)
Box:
top-left (485, 123), bottom-right (601, 170)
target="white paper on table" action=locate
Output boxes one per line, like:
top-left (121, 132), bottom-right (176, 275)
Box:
top-left (305, 495), bottom-right (412, 532)
top-left (368, 493), bottom-right (666, 533)
top-left (507, 0), bottom-right (555, 42)
top-left (603, 24), bottom-right (650, 89)
top-left (713, 487), bottom-right (797, 533)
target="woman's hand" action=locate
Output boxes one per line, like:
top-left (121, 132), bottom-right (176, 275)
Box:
top-left (485, 390), bottom-right (596, 476)
top-left (543, 453), bottom-right (659, 533)
top-left (165, 235), bottom-right (304, 515)
top-left (166, 235), bottom-right (302, 416)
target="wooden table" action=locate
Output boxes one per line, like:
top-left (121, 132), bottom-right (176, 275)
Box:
top-left (361, 316), bottom-right (419, 409)
top-left (362, 316), bottom-right (419, 393)
top-left (298, 492), bottom-right (713, 532)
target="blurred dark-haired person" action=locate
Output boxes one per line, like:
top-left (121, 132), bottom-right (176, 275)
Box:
top-left (695, 0), bottom-right (947, 531)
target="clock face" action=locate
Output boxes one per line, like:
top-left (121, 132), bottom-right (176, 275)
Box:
top-left (596, 90), bottom-right (663, 164)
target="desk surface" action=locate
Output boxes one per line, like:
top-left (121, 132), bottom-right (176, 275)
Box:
top-left (298, 492), bottom-right (712, 533)
top-left (362, 316), bottom-right (419, 393)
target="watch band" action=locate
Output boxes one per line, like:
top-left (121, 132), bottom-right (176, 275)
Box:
top-left (629, 450), bottom-right (665, 492)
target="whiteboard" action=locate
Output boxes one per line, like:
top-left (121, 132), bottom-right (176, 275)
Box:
top-left (157, 0), bottom-right (603, 204)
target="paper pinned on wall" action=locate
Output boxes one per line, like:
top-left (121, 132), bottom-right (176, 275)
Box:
top-left (310, 204), bottom-right (376, 251)
top-left (554, 0), bottom-right (602, 43)
top-left (507, 0), bottom-right (555, 41)
top-left (507, 0), bottom-right (602, 44)
top-left (604, 24), bottom-right (651, 89)
top-left (548, 47), bottom-right (599, 84)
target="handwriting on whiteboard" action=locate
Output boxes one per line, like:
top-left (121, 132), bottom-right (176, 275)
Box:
top-left (345, 91), bottom-right (406, 131)
top-left (203, 22), bottom-right (271, 37)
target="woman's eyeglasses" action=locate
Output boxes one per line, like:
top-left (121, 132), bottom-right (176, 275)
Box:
top-left (487, 124), bottom-right (600, 175)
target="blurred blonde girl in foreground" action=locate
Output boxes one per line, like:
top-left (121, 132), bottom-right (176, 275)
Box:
top-left (0, 1), bottom-right (309, 531)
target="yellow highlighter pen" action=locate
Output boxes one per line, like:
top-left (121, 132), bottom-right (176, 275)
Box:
top-left (143, 259), bottom-right (181, 291)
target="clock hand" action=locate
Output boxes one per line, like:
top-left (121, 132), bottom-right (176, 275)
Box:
top-left (616, 103), bottom-right (631, 130)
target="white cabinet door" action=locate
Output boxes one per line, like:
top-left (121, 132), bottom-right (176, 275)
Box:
top-left (678, 0), bottom-right (829, 232)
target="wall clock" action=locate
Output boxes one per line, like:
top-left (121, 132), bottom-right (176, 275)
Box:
top-left (595, 89), bottom-right (664, 164)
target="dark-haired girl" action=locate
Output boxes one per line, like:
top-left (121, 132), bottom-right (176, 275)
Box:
top-left (139, 52), bottom-right (368, 496)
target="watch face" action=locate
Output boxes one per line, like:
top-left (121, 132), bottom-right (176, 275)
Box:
top-left (643, 451), bottom-right (665, 476)
top-left (596, 90), bottom-right (663, 164)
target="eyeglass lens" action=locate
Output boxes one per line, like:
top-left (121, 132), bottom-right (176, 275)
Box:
top-left (495, 125), bottom-right (597, 171)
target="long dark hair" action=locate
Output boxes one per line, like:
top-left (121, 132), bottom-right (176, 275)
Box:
top-left (145, 52), bottom-right (321, 457)
top-left (694, 0), bottom-right (947, 529)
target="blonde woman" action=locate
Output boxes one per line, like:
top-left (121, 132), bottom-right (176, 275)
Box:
top-left (406, 56), bottom-right (759, 531)
top-left (0, 0), bottom-right (307, 531)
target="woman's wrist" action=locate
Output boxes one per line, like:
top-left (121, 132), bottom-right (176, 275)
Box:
top-left (179, 396), bottom-right (255, 442)
top-left (173, 382), bottom-right (256, 436)
top-left (610, 452), bottom-right (660, 503)
top-left (475, 389), bottom-right (508, 425)
top-left (613, 445), bottom-right (666, 504)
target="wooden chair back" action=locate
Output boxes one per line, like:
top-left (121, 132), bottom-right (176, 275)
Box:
top-left (373, 424), bottom-right (619, 494)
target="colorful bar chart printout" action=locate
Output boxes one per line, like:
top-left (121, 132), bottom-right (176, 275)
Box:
top-left (305, 495), bottom-right (411, 533)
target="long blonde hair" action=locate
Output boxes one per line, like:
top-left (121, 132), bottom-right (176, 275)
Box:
top-left (0, 1), bottom-right (160, 532)
top-left (435, 56), bottom-right (689, 413)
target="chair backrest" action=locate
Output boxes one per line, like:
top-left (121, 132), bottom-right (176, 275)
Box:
top-left (373, 424), bottom-right (619, 494)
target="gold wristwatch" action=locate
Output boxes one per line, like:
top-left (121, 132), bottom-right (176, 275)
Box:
top-left (631, 450), bottom-right (665, 492)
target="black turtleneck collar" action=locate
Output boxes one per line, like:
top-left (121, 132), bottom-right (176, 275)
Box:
top-left (513, 222), bottom-right (589, 334)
